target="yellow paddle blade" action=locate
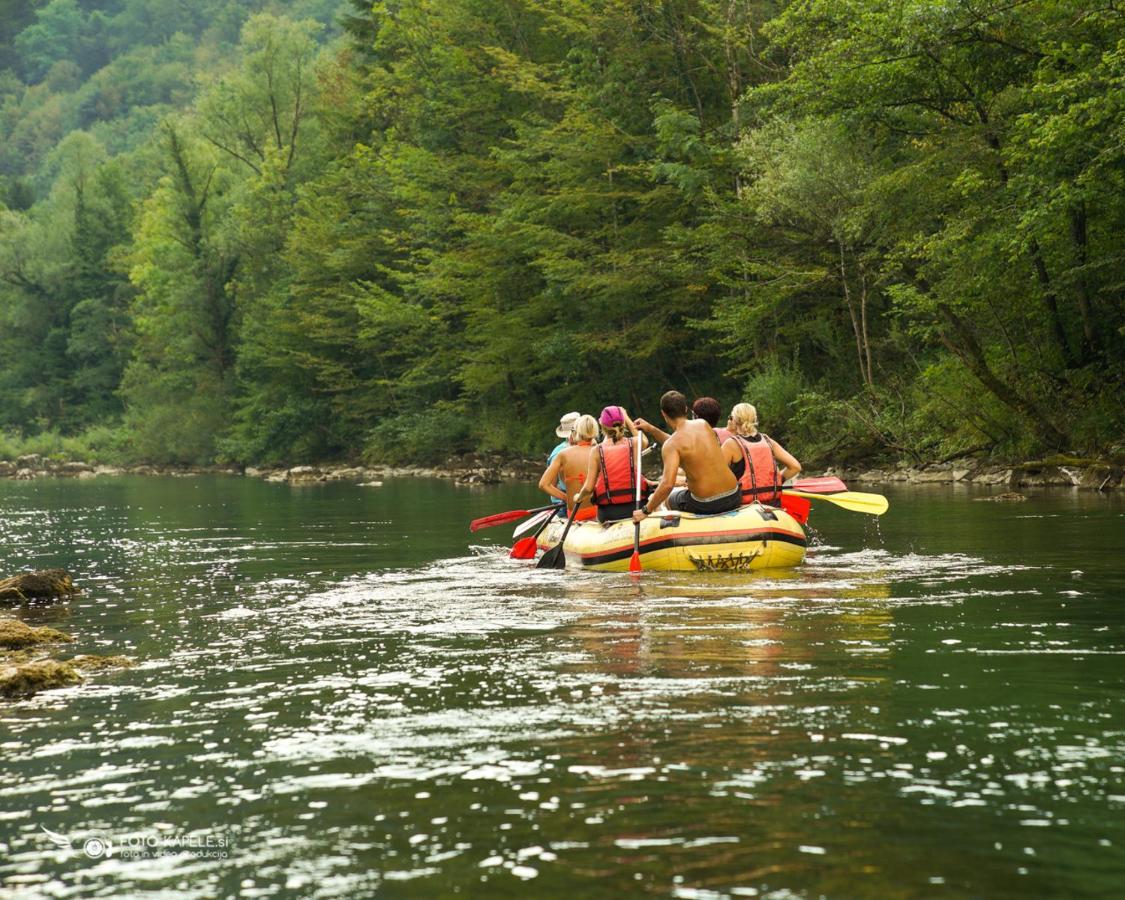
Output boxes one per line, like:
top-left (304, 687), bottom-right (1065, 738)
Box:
top-left (782, 488), bottom-right (889, 516)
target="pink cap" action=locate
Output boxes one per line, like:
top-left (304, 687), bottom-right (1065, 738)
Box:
top-left (599, 405), bottom-right (625, 427)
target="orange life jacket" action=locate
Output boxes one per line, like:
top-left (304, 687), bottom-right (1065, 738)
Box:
top-left (733, 434), bottom-right (781, 505)
top-left (593, 437), bottom-right (637, 507)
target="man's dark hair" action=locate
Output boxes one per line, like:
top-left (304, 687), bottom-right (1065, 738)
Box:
top-left (692, 397), bottom-right (721, 427)
top-left (660, 390), bottom-right (689, 419)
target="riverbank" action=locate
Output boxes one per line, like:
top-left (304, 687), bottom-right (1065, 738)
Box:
top-left (1, 451), bottom-right (1120, 490)
top-left (0, 452), bottom-right (543, 486)
top-left (836, 456), bottom-right (1122, 491)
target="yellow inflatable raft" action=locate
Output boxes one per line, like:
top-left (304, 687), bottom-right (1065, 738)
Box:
top-left (536, 505), bottom-right (807, 572)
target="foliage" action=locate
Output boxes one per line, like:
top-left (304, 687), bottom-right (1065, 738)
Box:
top-left (364, 405), bottom-right (473, 467)
top-left (0, 423), bottom-right (131, 463)
top-left (0, 0), bottom-right (1121, 468)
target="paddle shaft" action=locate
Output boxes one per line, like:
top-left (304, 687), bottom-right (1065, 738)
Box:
top-left (510, 510), bottom-right (558, 558)
top-left (512, 506), bottom-right (557, 539)
top-left (630, 433), bottom-right (643, 572)
top-left (536, 502), bottom-right (582, 568)
top-left (470, 503), bottom-right (556, 532)
top-left (782, 488), bottom-right (888, 516)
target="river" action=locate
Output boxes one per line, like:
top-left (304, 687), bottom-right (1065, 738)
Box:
top-left (1, 476), bottom-right (1122, 897)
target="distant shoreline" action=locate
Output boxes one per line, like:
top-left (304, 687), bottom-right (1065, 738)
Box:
top-left (1, 452), bottom-right (1120, 492)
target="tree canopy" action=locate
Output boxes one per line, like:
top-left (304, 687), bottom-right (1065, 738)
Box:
top-left (1, 0), bottom-right (1121, 466)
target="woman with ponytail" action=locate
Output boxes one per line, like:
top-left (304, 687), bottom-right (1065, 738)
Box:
top-left (573, 406), bottom-right (652, 523)
top-left (721, 403), bottom-right (801, 506)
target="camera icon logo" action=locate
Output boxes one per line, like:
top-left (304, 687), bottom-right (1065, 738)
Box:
top-left (83, 836), bottom-right (113, 859)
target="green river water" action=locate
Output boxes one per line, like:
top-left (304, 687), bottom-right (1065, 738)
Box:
top-left (0, 476), bottom-right (1122, 898)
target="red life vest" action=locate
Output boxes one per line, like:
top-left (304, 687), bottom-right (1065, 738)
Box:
top-left (714, 426), bottom-right (732, 444)
top-left (733, 434), bottom-right (781, 505)
top-left (593, 437), bottom-right (637, 506)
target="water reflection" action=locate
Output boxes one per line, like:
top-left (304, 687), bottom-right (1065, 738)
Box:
top-left (1, 477), bottom-right (1123, 897)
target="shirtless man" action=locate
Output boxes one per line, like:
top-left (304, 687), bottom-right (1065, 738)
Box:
top-left (632, 391), bottom-right (740, 523)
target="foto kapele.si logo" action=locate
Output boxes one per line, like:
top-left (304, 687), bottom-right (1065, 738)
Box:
top-left (40, 825), bottom-right (228, 861)
top-left (40, 826), bottom-right (114, 859)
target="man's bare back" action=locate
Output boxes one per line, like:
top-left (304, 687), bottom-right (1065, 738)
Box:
top-left (665, 419), bottom-right (737, 498)
top-left (634, 391), bottom-right (742, 522)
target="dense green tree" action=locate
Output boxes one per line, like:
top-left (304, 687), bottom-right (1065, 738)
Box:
top-left (0, 130), bottom-right (130, 430)
top-left (0, 0), bottom-right (1120, 466)
top-left (714, 0), bottom-right (1124, 456)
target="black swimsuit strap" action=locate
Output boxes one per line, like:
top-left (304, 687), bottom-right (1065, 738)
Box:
top-left (734, 435), bottom-right (757, 493)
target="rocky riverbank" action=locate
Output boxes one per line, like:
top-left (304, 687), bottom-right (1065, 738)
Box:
top-left (1, 451), bottom-right (1120, 490)
top-left (0, 451), bottom-right (544, 486)
top-left (1, 570), bottom-right (133, 701)
top-left (835, 457), bottom-right (1122, 491)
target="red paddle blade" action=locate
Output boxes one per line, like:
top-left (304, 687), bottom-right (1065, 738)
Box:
top-left (629, 551), bottom-right (642, 573)
top-left (780, 494), bottom-right (811, 524)
top-left (470, 509), bottom-right (528, 532)
top-left (510, 537), bottom-right (538, 559)
top-left (791, 476), bottom-right (847, 494)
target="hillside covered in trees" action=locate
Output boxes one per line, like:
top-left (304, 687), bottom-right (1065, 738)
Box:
top-left (1, 0), bottom-right (1121, 468)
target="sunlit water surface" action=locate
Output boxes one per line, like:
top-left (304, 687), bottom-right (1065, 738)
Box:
top-left (1, 476), bottom-right (1123, 898)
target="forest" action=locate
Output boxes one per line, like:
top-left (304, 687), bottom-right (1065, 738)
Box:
top-left (0, 0), bottom-right (1121, 468)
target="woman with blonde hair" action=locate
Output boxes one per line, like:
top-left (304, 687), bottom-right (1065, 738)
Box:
top-left (720, 403), bottom-right (801, 506)
top-left (539, 414), bottom-right (600, 521)
top-left (573, 406), bottom-right (652, 523)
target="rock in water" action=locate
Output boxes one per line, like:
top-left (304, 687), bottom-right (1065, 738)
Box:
top-left (0, 569), bottom-right (78, 603)
top-left (0, 660), bottom-right (82, 698)
top-left (0, 619), bottom-right (73, 649)
top-left (973, 491), bottom-right (1027, 502)
top-left (71, 655), bottom-right (135, 672)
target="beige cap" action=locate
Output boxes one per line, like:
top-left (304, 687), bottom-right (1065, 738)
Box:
top-left (555, 411), bottom-right (581, 438)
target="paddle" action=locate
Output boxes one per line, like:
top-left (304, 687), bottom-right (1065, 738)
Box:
top-left (790, 476), bottom-right (848, 494)
top-left (536, 502), bottom-right (581, 569)
top-left (512, 506), bottom-right (557, 540)
top-left (470, 504), bottom-right (556, 533)
top-left (779, 492), bottom-right (811, 524)
top-left (629, 434), bottom-right (643, 574)
top-left (510, 511), bottom-right (557, 559)
top-left (782, 488), bottom-right (889, 516)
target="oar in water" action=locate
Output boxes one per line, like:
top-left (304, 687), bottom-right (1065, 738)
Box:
top-left (470, 504), bottom-right (556, 533)
top-left (510, 510), bottom-right (558, 559)
top-left (536, 502), bottom-right (582, 569)
top-left (782, 488), bottom-right (889, 516)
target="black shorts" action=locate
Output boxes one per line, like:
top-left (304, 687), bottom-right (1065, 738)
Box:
top-left (666, 485), bottom-right (741, 515)
top-left (597, 502), bottom-right (635, 523)
top-left (596, 483), bottom-right (652, 523)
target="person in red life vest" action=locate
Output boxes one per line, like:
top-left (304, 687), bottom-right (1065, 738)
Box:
top-left (572, 406), bottom-right (652, 523)
top-left (720, 402), bottom-right (802, 506)
top-left (539, 414), bottom-right (601, 521)
top-left (693, 397), bottom-right (732, 444)
top-left (540, 414), bottom-right (603, 519)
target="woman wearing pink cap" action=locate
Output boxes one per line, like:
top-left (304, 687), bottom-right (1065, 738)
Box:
top-left (572, 406), bottom-right (652, 523)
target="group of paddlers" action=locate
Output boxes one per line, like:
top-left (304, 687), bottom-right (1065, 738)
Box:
top-left (540, 390), bottom-right (801, 525)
